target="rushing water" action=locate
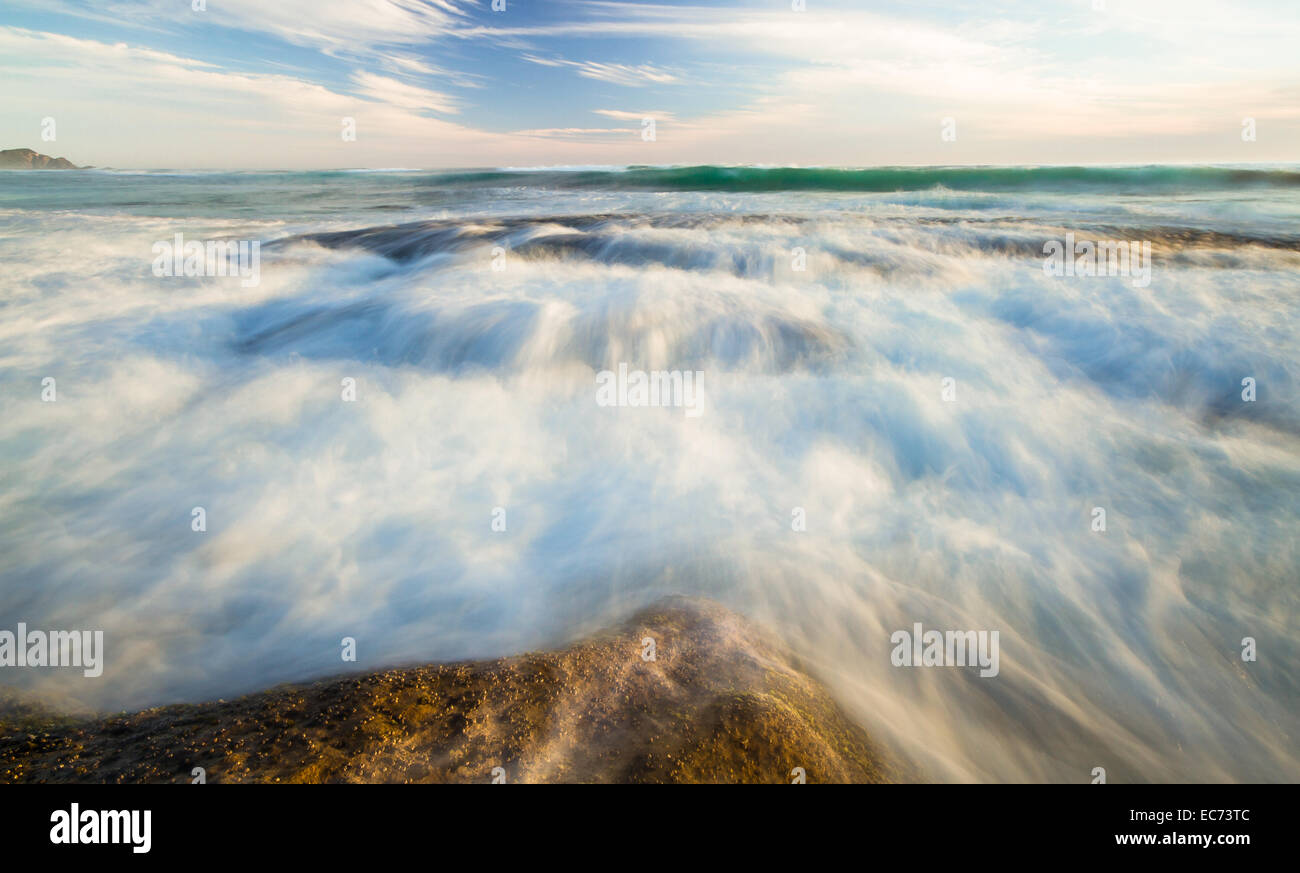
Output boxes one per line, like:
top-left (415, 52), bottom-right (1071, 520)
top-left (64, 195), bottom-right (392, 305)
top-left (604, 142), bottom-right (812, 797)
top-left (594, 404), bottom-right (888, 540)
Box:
top-left (1, 165), bottom-right (1297, 782)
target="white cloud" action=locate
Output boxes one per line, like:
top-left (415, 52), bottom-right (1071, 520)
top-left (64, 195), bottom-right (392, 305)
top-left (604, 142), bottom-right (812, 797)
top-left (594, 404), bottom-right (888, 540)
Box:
top-left (4, 0), bottom-right (1300, 166)
top-left (0, 26), bottom-right (624, 168)
top-left (593, 109), bottom-right (676, 121)
top-left (523, 55), bottom-right (679, 86)
top-left (512, 127), bottom-right (639, 138)
top-left (19, 0), bottom-right (477, 49)
top-left (351, 70), bottom-right (460, 114)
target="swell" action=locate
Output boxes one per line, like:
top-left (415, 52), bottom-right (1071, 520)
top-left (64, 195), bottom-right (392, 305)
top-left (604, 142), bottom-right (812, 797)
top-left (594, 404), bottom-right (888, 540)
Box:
top-left (10, 164), bottom-right (1300, 193)
top-left (406, 164), bottom-right (1300, 193)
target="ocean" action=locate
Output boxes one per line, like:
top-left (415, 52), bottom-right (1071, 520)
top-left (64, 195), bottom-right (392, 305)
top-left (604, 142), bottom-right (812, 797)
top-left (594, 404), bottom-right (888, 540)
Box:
top-left (0, 164), bottom-right (1296, 782)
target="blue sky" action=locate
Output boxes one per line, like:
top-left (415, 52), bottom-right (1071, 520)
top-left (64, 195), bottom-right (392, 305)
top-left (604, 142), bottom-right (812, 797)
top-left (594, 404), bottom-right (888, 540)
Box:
top-left (2, 0), bottom-right (1297, 168)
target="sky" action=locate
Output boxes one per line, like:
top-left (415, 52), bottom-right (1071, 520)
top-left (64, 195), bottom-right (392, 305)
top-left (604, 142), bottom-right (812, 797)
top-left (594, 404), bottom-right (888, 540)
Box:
top-left (1, 0), bottom-right (1297, 168)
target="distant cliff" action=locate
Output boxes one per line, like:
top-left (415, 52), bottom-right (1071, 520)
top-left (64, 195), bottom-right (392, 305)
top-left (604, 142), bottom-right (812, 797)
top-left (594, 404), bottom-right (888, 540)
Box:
top-left (0, 148), bottom-right (82, 169)
top-left (0, 598), bottom-right (908, 783)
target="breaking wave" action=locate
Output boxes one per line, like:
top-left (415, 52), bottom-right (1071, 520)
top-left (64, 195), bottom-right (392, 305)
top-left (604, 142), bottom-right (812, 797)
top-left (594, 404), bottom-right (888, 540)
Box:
top-left (1, 167), bottom-right (1297, 783)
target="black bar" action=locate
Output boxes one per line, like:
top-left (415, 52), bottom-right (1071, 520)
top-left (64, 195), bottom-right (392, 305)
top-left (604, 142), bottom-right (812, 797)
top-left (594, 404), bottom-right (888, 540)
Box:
top-left (1, 785), bottom-right (1287, 859)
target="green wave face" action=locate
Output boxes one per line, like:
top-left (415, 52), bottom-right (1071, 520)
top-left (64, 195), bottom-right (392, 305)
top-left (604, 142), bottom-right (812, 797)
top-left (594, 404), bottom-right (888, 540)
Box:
top-left (415, 164), bottom-right (1300, 193)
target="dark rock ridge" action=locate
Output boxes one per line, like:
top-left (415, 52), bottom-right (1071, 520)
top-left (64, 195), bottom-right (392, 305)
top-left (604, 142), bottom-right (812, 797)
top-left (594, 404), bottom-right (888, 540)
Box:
top-left (0, 598), bottom-right (905, 783)
top-left (0, 148), bottom-right (82, 169)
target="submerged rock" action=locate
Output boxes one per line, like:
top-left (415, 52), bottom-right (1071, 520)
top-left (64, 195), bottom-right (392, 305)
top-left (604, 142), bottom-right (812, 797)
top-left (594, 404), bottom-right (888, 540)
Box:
top-left (0, 598), bottom-right (903, 783)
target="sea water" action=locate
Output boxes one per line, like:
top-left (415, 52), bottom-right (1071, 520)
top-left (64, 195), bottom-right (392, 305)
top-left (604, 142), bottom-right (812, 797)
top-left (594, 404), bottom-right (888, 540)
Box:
top-left (0, 164), bottom-right (1296, 782)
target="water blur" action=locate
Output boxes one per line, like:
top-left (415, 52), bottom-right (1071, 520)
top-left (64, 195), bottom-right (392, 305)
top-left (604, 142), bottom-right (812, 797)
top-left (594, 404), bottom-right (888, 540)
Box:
top-left (1, 166), bottom-right (1297, 781)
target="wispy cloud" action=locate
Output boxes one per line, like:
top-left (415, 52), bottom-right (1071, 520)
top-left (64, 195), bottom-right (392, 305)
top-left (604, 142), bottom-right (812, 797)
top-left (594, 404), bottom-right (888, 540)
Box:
top-left (523, 54), bottom-right (678, 86)
top-left (379, 54), bottom-right (487, 89)
top-left (0, 26), bottom-right (504, 167)
top-left (512, 127), bottom-right (639, 139)
top-left (21, 0), bottom-right (477, 49)
top-left (592, 109), bottom-right (676, 121)
top-left (4, 0), bottom-right (1299, 166)
top-left (351, 70), bottom-right (460, 115)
